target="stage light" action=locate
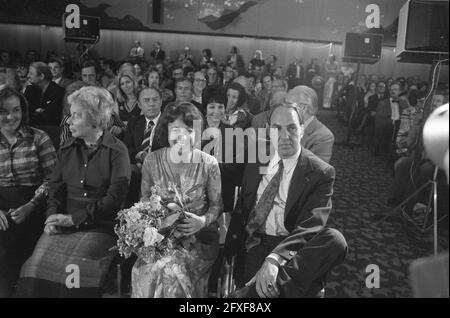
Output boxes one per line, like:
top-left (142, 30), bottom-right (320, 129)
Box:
top-left (423, 103), bottom-right (449, 172)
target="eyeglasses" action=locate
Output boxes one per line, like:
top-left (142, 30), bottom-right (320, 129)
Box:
top-left (194, 78), bottom-right (206, 82)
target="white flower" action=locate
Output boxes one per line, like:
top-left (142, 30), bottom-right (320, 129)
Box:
top-left (128, 210), bottom-right (141, 223)
top-left (143, 227), bottom-right (164, 247)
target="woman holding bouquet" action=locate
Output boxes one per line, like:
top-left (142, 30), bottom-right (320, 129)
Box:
top-left (132, 102), bottom-right (223, 298)
top-left (15, 86), bottom-right (131, 297)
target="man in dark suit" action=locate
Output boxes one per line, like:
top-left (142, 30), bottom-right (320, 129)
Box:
top-left (25, 62), bottom-right (65, 126)
top-left (374, 82), bottom-right (404, 158)
top-left (123, 87), bottom-right (163, 207)
top-left (48, 58), bottom-right (72, 90)
top-left (286, 57), bottom-right (304, 90)
top-left (367, 81), bottom-right (388, 152)
top-left (224, 103), bottom-right (347, 298)
top-left (149, 42), bottom-right (166, 62)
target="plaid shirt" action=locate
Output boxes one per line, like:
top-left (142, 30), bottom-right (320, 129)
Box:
top-left (0, 126), bottom-right (57, 187)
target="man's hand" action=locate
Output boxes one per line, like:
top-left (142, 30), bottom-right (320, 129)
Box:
top-left (10, 202), bottom-right (35, 224)
top-left (0, 210), bottom-right (9, 231)
top-left (246, 258), bottom-right (280, 298)
top-left (45, 214), bottom-right (74, 228)
top-left (177, 212), bottom-right (206, 237)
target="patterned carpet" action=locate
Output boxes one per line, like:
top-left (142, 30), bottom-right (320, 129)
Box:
top-left (318, 109), bottom-right (449, 298)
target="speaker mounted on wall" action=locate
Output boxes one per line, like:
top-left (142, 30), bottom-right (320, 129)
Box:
top-left (396, 0), bottom-right (449, 64)
top-left (62, 14), bottom-right (100, 44)
top-left (343, 32), bottom-right (383, 64)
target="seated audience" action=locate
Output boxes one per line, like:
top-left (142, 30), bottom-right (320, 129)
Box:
top-left (374, 82), bottom-right (406, 159)
top-left (286, 86), bottom-right (335, 163)
top-left (252, 91), bottom-right (287, 130)
top-left (132, 103), bottom-right (223, 298)
top-left (387, 91), bottom-right (447, 207)
top-left (192, 71), bottom-right (207, 110)
top-left (0, 87), bottom-right (57, 297)
top-left (48, 58), bottom-right (72, 89)
top-left (116, 71), bottom-right (141, 124)
top-left (234, 75), bottom-right (262, 115)
top-left (224, 103), bottom-right (347, 298)
top-left (123, 87), bottom-right (163, 207)
top-left (25, 62), bottom-right (65, 127)
top-left (224, 82), bottom-right (253, 130)
top-left (15, 86), bottom-right (131, 298)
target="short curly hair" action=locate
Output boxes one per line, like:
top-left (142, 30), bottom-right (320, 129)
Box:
top-left (67, 86), bottom-right (114, 130)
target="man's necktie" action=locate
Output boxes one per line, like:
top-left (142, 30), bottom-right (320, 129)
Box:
top-left (141, 120), bottom-right (155, 152)
top-left (245, 160), bottom-right (284, 250)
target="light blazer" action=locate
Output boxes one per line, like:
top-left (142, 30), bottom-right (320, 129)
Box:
top-left (301, 117), bottom-right (335, 163)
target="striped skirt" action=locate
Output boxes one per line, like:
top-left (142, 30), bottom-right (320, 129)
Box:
top-left (15, 229), bottom-right (117, 298)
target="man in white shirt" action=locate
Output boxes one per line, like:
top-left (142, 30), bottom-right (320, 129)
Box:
top-left (225, 103), bottom-right (347, 298)
top-left (123, 87), bottom-right (163, 207)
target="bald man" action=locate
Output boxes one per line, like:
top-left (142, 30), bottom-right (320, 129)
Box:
top-left (285, 86), bottom-right (335, 163)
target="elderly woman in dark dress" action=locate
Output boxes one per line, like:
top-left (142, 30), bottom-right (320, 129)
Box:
top-left (16, 86), bottom-right (131, 297)
top-left (0, 87), bottom-right (57, 297)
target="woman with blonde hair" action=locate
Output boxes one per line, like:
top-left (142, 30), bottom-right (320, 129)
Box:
top-left (117, 71), bottom-right (141, 124)
top-left (16, 86), bottom-right (131, 297)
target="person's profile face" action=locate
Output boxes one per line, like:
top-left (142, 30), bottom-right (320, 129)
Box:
top-left (67, 102), bottom-right (96, 139)
top-left (27, 66), bottom-right (42, 85)
top-left (270, 106), bottom-right (303, 159)
top-left (139, 89), bottom-right (162, 120)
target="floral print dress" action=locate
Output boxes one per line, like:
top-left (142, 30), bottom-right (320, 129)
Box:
top-left (131, 148), bottom-right (223, 298)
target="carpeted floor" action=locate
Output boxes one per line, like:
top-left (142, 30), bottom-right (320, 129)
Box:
top-left (318, 109), bottom-right (449, 298)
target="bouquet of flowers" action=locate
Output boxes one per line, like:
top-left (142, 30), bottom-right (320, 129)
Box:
top-left (114, 183), bottom-right (197, 263)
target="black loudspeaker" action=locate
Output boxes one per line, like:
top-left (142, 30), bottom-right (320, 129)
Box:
top-left (343, 32), bottom-right (383, 64)
top-left (63, 14), bottom-right (100, 43)
top-left (396, 0), bottom-right (449, 64)
top-left (153, 0), bottom-right (162, 24)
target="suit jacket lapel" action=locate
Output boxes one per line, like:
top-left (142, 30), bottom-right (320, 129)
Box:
top-left (285, 150), bottom-right (310, 218)
top-left (136, 116), bottom-right (146, 145)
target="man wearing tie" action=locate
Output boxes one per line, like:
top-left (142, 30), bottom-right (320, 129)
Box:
top-left (225, 103), bottom-right (347, 298)
top-left (374, 82), bottom-right (403, 158)
top-left (123, 87), bottom-right (163, 207)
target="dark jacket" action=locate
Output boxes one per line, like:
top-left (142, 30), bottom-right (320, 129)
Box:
top-left (224, 148), bottom-right (335, 262)
top-left (286, 63), bottom-right (305, 88)
top-left (47, 131), bottom-right (131, 230)
top-left (150, 49), bottom-right (166, 62)
top-left (26, 81), bottom-right (65, 126)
